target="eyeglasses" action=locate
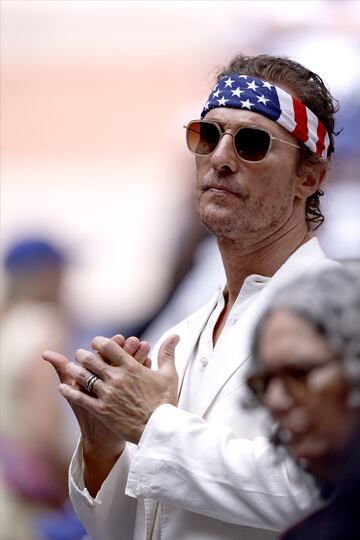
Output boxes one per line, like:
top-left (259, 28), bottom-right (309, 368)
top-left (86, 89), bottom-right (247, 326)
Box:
top-left (184, 119), bottom-right (301, 163)
top-left (247, 359), bottom-right (340, 402)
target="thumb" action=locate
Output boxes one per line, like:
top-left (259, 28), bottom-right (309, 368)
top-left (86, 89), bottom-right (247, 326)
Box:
top-left (42, 350), bottom-right (72, 384)
top-left (157, 334), bottom-right (180, 374)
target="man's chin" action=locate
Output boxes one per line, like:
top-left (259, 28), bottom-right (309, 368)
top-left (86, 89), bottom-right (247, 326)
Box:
top-left (197, 207), bottom-right (252, 238)
top-left (199, 218), bottom-right (242, 238)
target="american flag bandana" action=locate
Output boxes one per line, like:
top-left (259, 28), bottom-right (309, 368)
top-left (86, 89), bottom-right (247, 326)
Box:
top-left (201, 74), bottom-right (330, 159)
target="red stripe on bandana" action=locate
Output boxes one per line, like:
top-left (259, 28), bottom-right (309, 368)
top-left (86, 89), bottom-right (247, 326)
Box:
top-left (292, 97), bottom-right (309, 144)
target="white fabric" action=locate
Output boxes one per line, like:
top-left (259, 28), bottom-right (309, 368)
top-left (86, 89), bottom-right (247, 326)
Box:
top-left (69, 237), bottom-right (340, 540)
top-left (180, 274), bottom-right (269, 413)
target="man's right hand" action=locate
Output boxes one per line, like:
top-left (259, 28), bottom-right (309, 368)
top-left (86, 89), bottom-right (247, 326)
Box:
top-left (42, 335), bottom-right (151, 496)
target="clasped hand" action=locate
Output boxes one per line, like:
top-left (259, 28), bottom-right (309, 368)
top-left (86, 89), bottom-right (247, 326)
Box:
top-left (43, 334), bottom-right (180, 445)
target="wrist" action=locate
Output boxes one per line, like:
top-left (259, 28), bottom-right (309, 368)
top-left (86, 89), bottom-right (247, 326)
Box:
top-left (82, 439), bottom-right (125, 498)
top-left (82, 436), bottom-right (126, 462)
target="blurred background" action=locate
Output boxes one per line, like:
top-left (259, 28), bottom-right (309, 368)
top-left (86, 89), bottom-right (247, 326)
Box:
top-left (1, 1), bottom-right (360, 539)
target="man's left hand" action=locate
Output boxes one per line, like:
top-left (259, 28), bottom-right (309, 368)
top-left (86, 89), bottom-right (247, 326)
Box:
top-left (58, 334), bottom-right (180, 444)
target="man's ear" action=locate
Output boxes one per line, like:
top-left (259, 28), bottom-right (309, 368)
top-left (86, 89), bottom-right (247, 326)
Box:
top-left (295, 162), bottom-right (327, 200)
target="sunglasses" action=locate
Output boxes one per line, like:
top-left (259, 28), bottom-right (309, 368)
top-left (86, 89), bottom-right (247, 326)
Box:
top-left (246, 359), bottom-right (340, 403)
top-left (184, 120), bottom-right (301, 163)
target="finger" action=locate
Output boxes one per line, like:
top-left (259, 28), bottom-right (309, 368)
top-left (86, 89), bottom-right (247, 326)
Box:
top-left (133, 341), bottom-right (151, 365)
top-left (58, 383), bottom-right (102, 414)
top-left (123, 336), bottom-right (140, 356)
top-left (66, 361), bottom-right (105, 396)
top-left (144, 357), bottom-right (152, 369)
top-left (111, 334), bottom-right (125, 347)
top-left (123, 337), bottom-right (151, 366)
top-left (42, 351), bottom-right (72, 384)
top-left (75, 348), bottom-right (113, 381)
top-left (157, 335), bottom-right (180, 374)
top-left (91, 336), bottom-right (131, 367)
top-left (109, 335), bottom-right (150, 365)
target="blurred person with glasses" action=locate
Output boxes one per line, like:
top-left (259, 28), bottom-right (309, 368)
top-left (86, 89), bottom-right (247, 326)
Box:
top-left (247, 262), bottom-right (360, 539)
top-left (44, 54), bottom-right (342, 540)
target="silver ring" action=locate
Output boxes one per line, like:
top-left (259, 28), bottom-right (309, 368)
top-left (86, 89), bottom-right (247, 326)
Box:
top-left (85, 373), bottom-right (99, 393)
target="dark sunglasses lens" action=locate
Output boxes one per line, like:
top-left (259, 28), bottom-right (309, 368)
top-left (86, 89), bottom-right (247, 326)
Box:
top-left (187, 121), bottom-right (220, 155)
top-left (235, 128), bottom-right (271, 161)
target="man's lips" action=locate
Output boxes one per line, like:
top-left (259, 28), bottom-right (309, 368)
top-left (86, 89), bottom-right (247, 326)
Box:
top-left (204, 184), bottom-right (239, 196)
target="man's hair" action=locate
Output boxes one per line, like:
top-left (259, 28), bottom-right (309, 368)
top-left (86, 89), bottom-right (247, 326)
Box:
top-left (215, 54), bottom-right (339, 229)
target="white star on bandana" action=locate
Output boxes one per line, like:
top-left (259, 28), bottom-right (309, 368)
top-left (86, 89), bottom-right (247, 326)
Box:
top-left (247, 80), bottom-right (259, 91)
top-left (257, 95), bottom-right (270, 106)
top-left (217, 96), bottom-right (229, 106)
top-left (224, 77), bottom-right (235, 88)
top-left (262, 81), bottom-right (273, 90)
top-left (231, 87), bottom-right (244, 98)
top-left (240, 99), bottom-right (254, 109)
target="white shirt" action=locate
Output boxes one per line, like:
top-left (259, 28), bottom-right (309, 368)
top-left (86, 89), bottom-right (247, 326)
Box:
top-left (180, 275), bottom-right (269, 413)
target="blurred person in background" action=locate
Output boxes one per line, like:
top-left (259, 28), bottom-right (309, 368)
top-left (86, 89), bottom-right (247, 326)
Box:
top-left (247, 261), bottom-right (360, 539)
top-left (45, 53), bottom-right (342, 540)
top-left (0, 237), bottom-right (81, 540)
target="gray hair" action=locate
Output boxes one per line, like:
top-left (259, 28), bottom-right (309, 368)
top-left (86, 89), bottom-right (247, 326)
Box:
top-left (251, 260), bottom-right (360, 407)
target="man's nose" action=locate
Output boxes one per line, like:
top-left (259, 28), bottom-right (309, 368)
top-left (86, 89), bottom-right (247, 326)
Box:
top-left (263, 378), bottom-right (294, 415)
top-left (210, 132), bottom-right (239, 172)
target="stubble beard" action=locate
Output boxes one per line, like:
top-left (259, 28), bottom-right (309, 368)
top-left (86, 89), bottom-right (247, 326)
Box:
top-left (196, 190), bottom-right (293, 240)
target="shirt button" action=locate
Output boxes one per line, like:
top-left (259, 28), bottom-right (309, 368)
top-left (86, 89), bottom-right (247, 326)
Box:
top-left (200, 357), bottom-right (208, 367)
top-left (134, 485), bottom-right (143, 497)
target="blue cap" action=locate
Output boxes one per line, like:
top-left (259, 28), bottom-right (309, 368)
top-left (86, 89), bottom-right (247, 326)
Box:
top-left (4, 238), bottom-right (67, 271)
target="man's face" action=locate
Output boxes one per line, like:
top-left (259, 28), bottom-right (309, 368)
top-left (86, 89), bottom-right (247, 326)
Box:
top-left (257, 309), bottom-right (357, 477)
top-left (194, 107), bottom-right (304, 240)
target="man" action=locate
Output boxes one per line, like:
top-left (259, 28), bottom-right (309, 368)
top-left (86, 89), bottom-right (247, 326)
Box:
top-left (44, 54), bottom-right (340, 540)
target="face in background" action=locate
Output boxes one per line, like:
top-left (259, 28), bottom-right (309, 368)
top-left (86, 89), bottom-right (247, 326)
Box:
top-left (255, 309), bottom-right (358, 479)
top-left (194, 106), bottom-right (306, 242)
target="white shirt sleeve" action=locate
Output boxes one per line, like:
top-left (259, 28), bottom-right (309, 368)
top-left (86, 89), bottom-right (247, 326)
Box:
top-left (125, 404), bottom-right (320, 532)
top-left (69, 439), bottom-right (138, 540)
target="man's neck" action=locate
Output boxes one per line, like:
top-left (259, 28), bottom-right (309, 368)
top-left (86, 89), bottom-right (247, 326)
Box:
top-left (218, 222), bottom-right (312, 307)
top-left (211, 219), bottom-right (313, 346)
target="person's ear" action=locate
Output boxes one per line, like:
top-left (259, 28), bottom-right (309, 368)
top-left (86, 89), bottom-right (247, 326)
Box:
top-left (295, 162), bottom-right (327, 200)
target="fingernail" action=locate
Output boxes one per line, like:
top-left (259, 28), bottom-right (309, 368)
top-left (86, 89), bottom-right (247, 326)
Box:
top-left (111, 334), bottom-right (124, 342)
top-left (93, 336), bottom-right (109, 347)
top-left (58, 384), bottom-right (67, 395)
top-left (76, 348), bottom-right (88, 358)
